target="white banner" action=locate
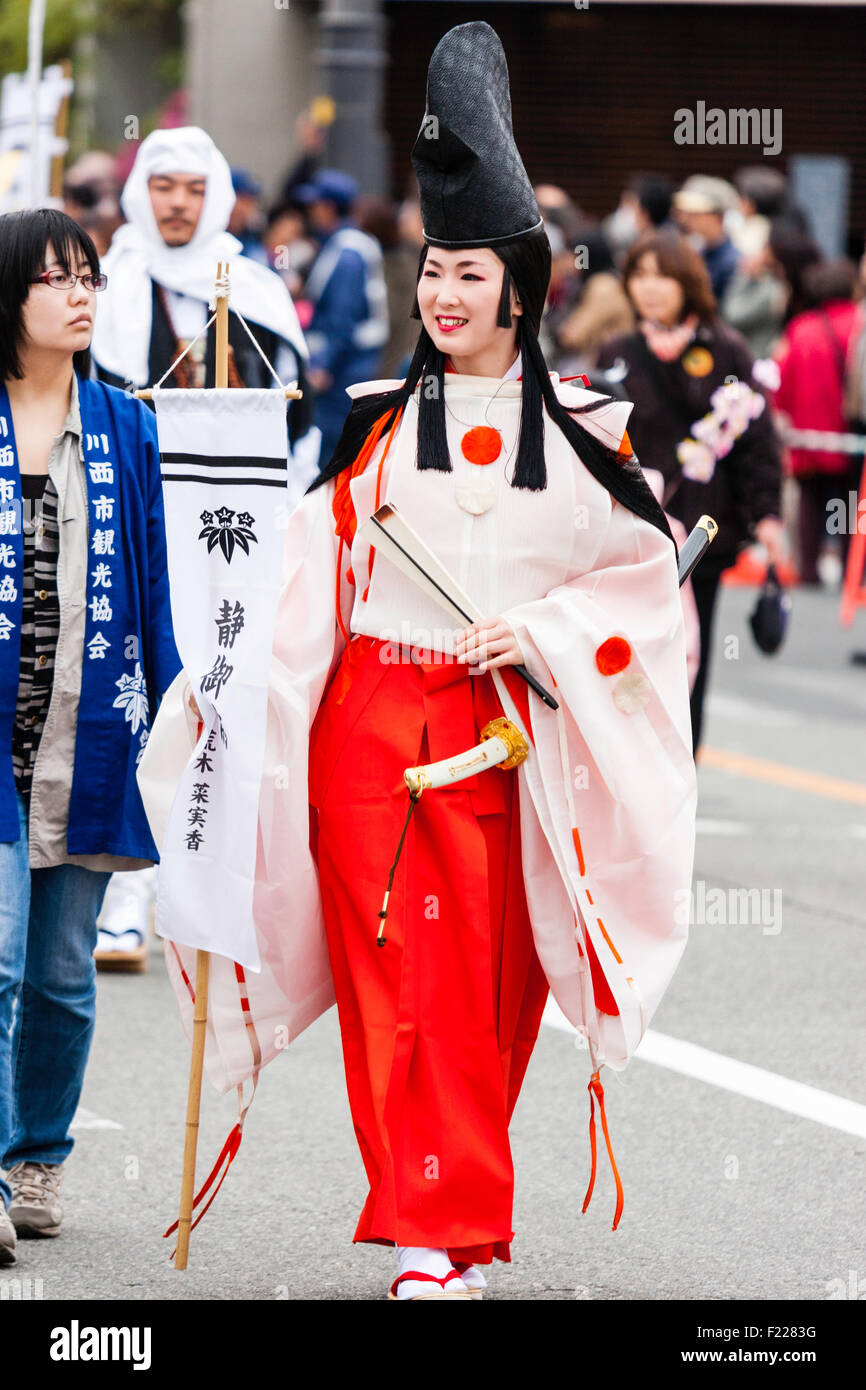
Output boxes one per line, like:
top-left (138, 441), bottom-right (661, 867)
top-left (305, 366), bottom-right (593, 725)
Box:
top-left (152, 388), bottom-right (288, 970)
top-left (0, 65), bottom-right (72, 212)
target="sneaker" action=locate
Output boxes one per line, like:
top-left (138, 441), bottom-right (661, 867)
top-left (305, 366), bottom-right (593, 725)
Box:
top-left (98, 869), bottom-right (155, 941)
top-left (7, 1162), bottom-right (63, 1238)
top-left (96, 925), bottom-right (146, 953)
top-left (0, 1204), bottom-right (16, 1264)
top-left (94, 869), bottom-right (154, 970)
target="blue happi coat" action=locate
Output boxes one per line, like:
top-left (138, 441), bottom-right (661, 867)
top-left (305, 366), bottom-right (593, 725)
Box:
top-left (0, 374), bottom-right (181, 857)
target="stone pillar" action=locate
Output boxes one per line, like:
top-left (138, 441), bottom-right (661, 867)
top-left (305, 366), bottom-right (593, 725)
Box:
top-left (315, 0), bottom-right (389, 196)
top-left (185, 0), bottom-right (318, 201)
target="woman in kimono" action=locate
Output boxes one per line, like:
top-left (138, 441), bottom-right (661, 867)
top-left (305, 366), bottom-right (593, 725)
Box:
top-left (166, 21), bottom-right (697, 1300)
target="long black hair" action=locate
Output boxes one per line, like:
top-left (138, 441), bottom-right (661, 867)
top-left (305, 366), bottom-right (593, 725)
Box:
top-left (0, 208), bottom-right (100, 381)
top-left (309, 226), bottom-right (673, 545)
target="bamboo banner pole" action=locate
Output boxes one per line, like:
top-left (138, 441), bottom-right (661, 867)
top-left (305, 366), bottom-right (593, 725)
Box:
top-left (214, 260), bottom-right (229, 389)
top-left (166, 261), bottom-right (301, 1264)
top-left (136, 387), bottom-right (302, 400)
top-left (174, 932), bottom-right (209, 1269)
top-left (173, 260), bottom-right (229, 1269)
top-left (134, 257), bottom-right (303, 398)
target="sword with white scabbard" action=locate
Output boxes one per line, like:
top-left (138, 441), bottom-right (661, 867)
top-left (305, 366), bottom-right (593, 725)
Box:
top-left (359, 504), bottom-right (716, 944)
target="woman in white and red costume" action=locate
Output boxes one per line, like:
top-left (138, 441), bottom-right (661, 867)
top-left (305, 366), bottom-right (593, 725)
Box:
top-left (145, 22), bottom-right (697, 1300)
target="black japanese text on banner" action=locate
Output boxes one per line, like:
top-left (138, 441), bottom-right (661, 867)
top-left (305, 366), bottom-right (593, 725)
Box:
top-left (152, 389), bottom-right (288, 971)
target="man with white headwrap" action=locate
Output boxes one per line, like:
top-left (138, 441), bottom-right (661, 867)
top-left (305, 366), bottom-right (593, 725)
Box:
top-left (91, 127), bottom-right (319, 961)
top-left (92, 127), bottom-right (317, 470)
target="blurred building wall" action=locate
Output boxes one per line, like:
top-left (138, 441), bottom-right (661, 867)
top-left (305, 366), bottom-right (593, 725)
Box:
top-left (384, 1), bottom-right (866, 239)
top-left (185, 0), bottom-right (318, 201)
top-left (185, 0), bottom-right (389, 204)
top-left (182, 0), bottom-right (866, 240)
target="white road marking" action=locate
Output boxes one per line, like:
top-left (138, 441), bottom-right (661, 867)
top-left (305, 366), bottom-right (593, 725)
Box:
top-left (70, 1107), bottom-right (123, 1131)
top-left (755, 663), bottom-right (866, 713)
top-left (542, 998), bottom-right (866, 1139)
top-left (697, 818), bottom-right (866, 839)
top-left (707, 692), bottom-right (803, 727)
top-left (696, 818), bottom-right (753, 836)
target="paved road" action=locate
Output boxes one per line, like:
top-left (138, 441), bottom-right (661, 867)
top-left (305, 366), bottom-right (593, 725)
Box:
top-left (7, 581), bottom-right (866, 1303)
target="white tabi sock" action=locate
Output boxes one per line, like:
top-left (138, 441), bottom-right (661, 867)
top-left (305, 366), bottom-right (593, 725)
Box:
top-left (453, 1260), bottom-right (487, 1291)
top-left (394, 1245), bottom-right (468, 1300)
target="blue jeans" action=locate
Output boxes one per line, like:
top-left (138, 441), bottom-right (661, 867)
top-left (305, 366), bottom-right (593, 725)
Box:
top-left (0, 792), bottom-right (110, 1211)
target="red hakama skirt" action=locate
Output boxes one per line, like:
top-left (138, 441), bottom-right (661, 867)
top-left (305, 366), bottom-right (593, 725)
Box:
top-left (309, 635), bottom-right (550, 1265)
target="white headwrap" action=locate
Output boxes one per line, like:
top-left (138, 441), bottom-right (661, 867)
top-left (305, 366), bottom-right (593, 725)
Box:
top-left (92, 127), bottom-right (307, 386)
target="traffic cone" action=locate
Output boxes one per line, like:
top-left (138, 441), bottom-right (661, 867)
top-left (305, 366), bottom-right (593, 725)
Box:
top-left (840, 457), bottom-right (866, 628)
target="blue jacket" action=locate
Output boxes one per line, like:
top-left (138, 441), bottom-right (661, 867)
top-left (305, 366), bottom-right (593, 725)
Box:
top-left (703, 237), bottom-right (741, 303)
top-left (0, 375), bottom-right (181, 857)
top-left (304, 224), bottom-right (389, 450)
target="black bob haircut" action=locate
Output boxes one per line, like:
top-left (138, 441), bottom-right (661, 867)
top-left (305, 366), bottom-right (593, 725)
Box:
top-left (308, 226), bottom-right (673, 548)
top-left (0, 208), bottom-right (100, 381)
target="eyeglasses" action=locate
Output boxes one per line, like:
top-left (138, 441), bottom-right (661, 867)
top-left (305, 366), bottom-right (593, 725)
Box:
top-left (29, 270), bottom-right (108, 292)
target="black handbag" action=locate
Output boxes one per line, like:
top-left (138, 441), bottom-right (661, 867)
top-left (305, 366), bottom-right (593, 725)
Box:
top-left (748, 563), bottom-right (791, 654)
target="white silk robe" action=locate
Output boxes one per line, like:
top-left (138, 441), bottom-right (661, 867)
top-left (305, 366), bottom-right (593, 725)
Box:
top-left (138, 373), bottom-right (697, 1094)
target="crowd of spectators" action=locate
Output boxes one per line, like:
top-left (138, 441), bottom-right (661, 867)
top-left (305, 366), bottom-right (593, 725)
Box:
top-left (59, 120), bottom-right (866, 590)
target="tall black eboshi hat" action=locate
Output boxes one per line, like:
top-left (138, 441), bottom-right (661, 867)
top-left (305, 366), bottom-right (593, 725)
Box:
top-left (410, 21), bottom-right (542, 248)
top-left (310, 19), bottom-right (677, 547)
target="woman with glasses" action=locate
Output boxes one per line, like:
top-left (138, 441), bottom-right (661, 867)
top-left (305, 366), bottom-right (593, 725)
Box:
top-left (0, 209), bottom-right (180, 1264)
